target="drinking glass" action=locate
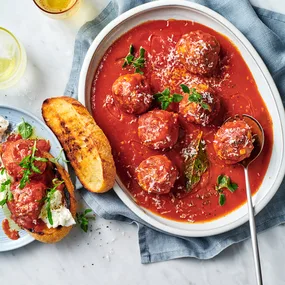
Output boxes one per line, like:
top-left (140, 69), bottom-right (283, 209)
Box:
top-left (33, 0), bottom-right (81, 19)
top-left (0, 27), bottom-right (27, 90)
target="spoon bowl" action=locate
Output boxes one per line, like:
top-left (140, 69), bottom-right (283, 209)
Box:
top-left (225, 114), bottom-right (265, 285)
top-left (225, 114), bottom-right (265, 167)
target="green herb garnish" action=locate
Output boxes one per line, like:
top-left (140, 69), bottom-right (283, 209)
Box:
top-left (183, 132), bottom-right (209, 192)
top-left (18, 118), bottom-right (33, 139)
top-left (19, 141), bottom-right (48, 189)
top-left (0, 167), bottom-right (5, 175)
top-left (42, 179), bottom-right (64, 226)
top-left (154, 88), bottom-right (183, 110)
top-left (0, 169), bottom-right (13, 206)
top-left (180, 84), bottom-right (211, 111)
top-left (216, 175), bottom-right (238, 206)
top-left (122, 44), bottom-right (146, 74)
top-left (76, 209), bottom-right (95, 233)
top-left (49, 149), bottom-right (69, 164)
top-left (219, 193), bottom-right (226, 206)
top-left (0, 179), bottom-right (11, 192)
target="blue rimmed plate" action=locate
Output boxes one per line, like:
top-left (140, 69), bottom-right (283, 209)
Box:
top-left (0, 105), bottom-right (67, 252)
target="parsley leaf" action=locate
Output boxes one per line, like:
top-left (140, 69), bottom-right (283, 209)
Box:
top-left (216, 175), bottom-right (238, 193)
top-left (19, 141), bottom-right (48, 189)
top-left (179, 85), bottom-right (211, 111)
top-left (18, 118), bottom-right (33, 139)
top-left (76, 209), bottom-right (95, 233)
top-left (216, 175), bottom-right (238, 206)
top-left (154, 88), bottom-right (183, 110)
top-left (180, 84), bottom-right (190, 94)
top-left (219, 193), bottom-right (226, 206)
top-left (122, 45), bottom-right (146, 74)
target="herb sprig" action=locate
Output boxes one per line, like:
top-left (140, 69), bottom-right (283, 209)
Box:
top-left (122, 44), bottom-right (146, 74)
top-left (154, 88), bottom-right (183, 110)
top-left (76, 209), bottom-right (95, 233)
top-left (216, 175), bottom-right (238, 206)
top-left (180, 84), bottom-right (211, 111)
top-left (42, 179), bottom-right (64, 226)
top-left (19, 141), bottom-right (48, 189)
top-left (0, 169), bottom-right (13, 206)
top-left (18, 118), bottom-right (33, 139)
top-left (49, 149), bottom-right (69, 164)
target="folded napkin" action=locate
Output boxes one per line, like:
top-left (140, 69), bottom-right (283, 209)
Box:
top-left (65, 0), bottom-right (285, 263)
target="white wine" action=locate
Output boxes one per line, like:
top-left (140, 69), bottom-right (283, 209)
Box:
top-left (34, 0), bottom-right (81, 19)
top-left (0, 28), bottom-right (27, 89)
top-left (36, 0), bottom-right (77, 12)
top-left (0, 45), bottom-right (17, 83)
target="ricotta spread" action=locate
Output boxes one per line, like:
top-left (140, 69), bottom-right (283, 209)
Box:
top-left (39, 190), bottom-right (75, 228)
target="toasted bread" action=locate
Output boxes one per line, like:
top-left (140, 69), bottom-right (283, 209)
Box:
top-left (28, 152), bottom-right (77, 243)
top-left (42, 96), bottom-right (116, 193)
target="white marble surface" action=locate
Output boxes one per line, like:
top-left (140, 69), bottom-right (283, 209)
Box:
top-left (1, 0), bottom-right (285, 284)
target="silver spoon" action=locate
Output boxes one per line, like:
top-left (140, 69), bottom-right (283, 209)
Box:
top-left (226, 114), bottom-right (264, 285)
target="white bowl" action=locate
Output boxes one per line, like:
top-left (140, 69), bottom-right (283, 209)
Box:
top-left (78, 0), bottom-right (285, 237)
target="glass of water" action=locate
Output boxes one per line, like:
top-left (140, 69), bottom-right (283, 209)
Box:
top-left (0, 28), bottom-right (27, 90)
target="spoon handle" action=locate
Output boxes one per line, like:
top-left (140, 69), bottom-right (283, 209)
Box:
top-left (244, 167), bottom-right (263, 285)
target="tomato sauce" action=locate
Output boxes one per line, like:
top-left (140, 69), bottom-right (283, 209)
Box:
top-left (91, 20), bottom-right (273, 223)
top-left (2, 219), bottom-right (20, 240)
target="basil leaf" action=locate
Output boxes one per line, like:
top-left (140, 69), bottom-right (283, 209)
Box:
top-left (161, 88), bottom-right (170, 97)
top-left (161, 101), bottom-right (170, 110)
top-left (129, 44), bottom-right (134, 54)
top-left (139, 47), bottom-right (145, 58)
top-left (228, 182), bottom-right (238, 193)
top-left (0, 168), bottom-right (5, 175)
top-left (219, 193), bottom-right (226, 206)
top-left (135, 68), bottom-right (143, 74)
top-left (18, 119), bottom-right (33, 139)
top-left (172, 94), bottom-right (183, 102)
top-left (216, 175), bottom-right (238, 193)
top-left (180, 84), bottom-right (190, 94)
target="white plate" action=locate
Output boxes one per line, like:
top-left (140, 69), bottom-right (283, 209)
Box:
top-left (78, 1), bottom-right (285, 237)
top-left (0, 105), bottom-right (67, 251)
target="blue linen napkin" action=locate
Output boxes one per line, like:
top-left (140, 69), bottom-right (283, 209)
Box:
top-left (65, 0), bottom-right (285, 263)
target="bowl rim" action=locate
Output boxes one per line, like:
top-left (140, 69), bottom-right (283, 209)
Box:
top-left (78, 0), bottom-right (285, 237)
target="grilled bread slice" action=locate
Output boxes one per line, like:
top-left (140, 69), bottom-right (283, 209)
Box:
top-left (42, 96), bottom-right (116, 193)
top-left (29, 152), bottom-right (77, 243)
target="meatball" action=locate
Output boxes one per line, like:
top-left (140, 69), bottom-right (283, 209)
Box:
top-left (179, 84), bottom-right (220, 126)
top-left (136, 155), bottom-right (178, 194)
top-left (7, 181), bottom-right (47, 230)
top-left (175, 30), bottom-right (220, 75)
top-left (1, 138), bottom-right (50, 181)
top-left (213, 119), bottom-right (254, 164)
top-left (138, 110), bottom-right (179, 150)
top-left (112, 73), bottom-right (152, 115)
